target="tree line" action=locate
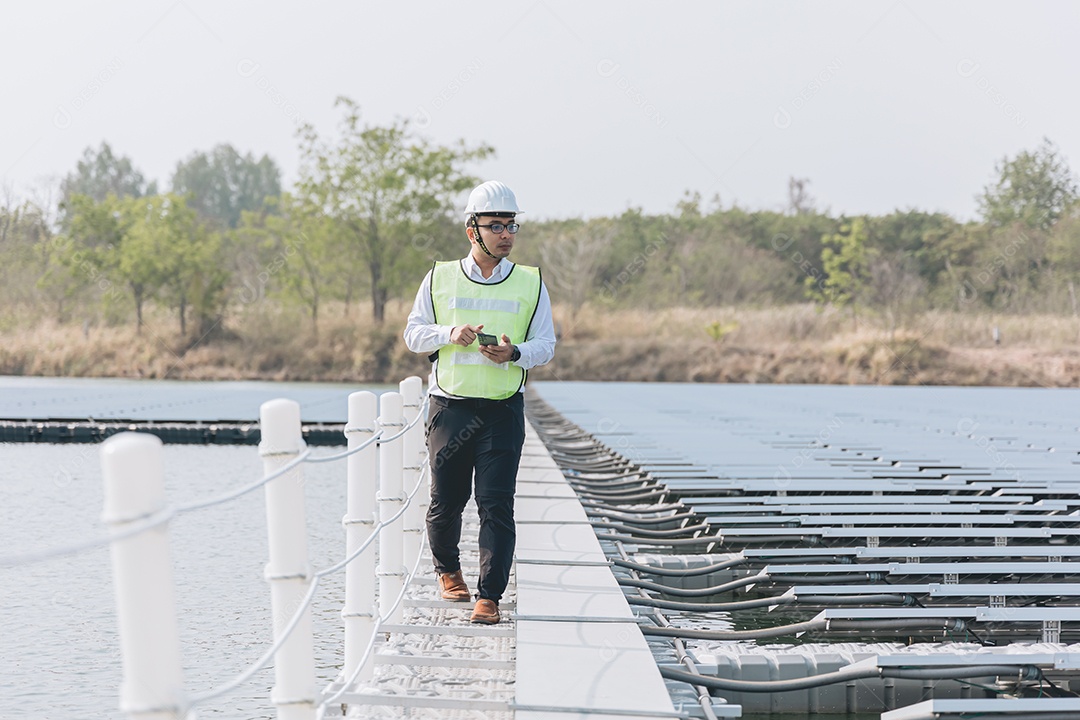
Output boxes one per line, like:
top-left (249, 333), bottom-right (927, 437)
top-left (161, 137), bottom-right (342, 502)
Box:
top-left (2, 101), bottom-right (1077, 343)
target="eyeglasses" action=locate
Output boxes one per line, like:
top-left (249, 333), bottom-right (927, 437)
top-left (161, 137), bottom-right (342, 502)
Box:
top-left (475, 222), bottom-right (519, 234)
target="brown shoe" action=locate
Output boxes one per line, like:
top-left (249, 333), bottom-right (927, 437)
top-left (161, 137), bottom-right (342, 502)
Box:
top-left (437, 570), bottom-right (470, 602)
top-left (470, 598), bottom-right (500, 624)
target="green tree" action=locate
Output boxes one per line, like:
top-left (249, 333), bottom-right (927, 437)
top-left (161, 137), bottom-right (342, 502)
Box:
top-left (60, 193), bottom-right (226, 335)
top-left (297, 96), bottom-right (493, 323)
top-left (262, 194), bottom-right (333, 334)
top-left (56, 193), bottom-right (136, 320)
top-left (116, 198), bottom-right (165, 333)
top-left (171, 144), bottom-right (281, 229)
top-left (60, 142), bottom-right (156, 210)
top-left (922, 222), bottom-right (990, 309)
top-left (1, 196), bottom-right (56, 311)
top-left (978, 137), bottom-right (1078, 231)
top-left (185, 229), bottom-right (230, 338)
top-left (808, 217), bottom-right (870, 319)
top-left (1047, 215), bottom-right (1080, 315)
top-left (865, 250), bottom-right (925, 333)
top-left (127, 194), bottom-right (225, 336)
top-left (592, 208), bottom-right (673, 307)
top-left (537, 218), bottom-right (615, 322)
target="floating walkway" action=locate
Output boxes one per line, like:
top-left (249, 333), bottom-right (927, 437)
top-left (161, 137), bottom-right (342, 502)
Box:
top-left (329, 422), bottom-right (682, 719)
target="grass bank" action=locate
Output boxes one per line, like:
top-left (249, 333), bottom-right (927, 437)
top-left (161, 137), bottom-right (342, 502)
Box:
top-left (2, 303), bottom-right (1079, 387)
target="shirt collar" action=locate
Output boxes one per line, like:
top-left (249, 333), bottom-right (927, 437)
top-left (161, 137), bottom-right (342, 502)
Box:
top-left (462, 254), bottom-right (513, 282)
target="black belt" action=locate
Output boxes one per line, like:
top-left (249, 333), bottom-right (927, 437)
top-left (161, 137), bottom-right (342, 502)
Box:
top-left (431, 394), bottom-right (522, 410)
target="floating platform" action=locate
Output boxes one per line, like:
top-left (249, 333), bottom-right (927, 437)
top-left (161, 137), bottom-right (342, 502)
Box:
top-left (531, 382), bottom-right (1080, 717)
top-left (324, 423), bottom-right (693, 719)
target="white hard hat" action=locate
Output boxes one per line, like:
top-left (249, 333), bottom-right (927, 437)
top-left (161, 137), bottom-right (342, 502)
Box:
top-left (463, 180), bottom-right (522, 216)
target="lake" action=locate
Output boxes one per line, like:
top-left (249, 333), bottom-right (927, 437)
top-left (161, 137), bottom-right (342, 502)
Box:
top-left (1, 377), bottom-right (389, 719)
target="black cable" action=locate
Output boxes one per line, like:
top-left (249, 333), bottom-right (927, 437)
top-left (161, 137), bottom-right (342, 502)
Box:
top-left (612, 555), bottom-right (747, 577)
top-left (572, 477), bottom-right (657, 490)
top-left (567, 471), bottom-right (648, 484)
top-left (547, 442), bottom-right (607, 452)
top-left (626, 592), bottom-right (915, 614)
top-left (627, 593), bottom-right (797, 612)
top-left (578, 490), bottom-right (668, 503)
top-left (558, 456), bottom-right (631, 468)
top-left (642, 617), bottom-right (969, 641)
top-left (563, 463), bottom-right (632, 474)
top-left (581, 499), bottom-right (685, 513)
top-left (616, 573), bottom-right (764, 597)
top-left (838, 618), bottom-right (969, 632)
top-left (591, 521), bottom-right (711, 539)
top-left (764, 573), bottom-right (883, 584)
top-left (594, 532), bottom-right (720, 547)
top-left (796, 594), bottom-right (917, 606)
top-left (571, 477), bottom-right (651, 491)
top-left (887, 665), bottom-right (1039, 681)
top-left (658, 664), bottom-right (1037, 693)
top-left (660, 664), bottom-right (876, 692)
top-left (643, 618), bottom-right (825, 640)
top-left (589, 511), bottom-right (698, 526)
top-left (573, 484), bottom-right (659, 498)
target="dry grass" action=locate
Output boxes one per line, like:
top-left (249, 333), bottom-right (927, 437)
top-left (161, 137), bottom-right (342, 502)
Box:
top-left (3, 301), bottom-right (1080, 386)
top-left (0, 301), bottom-right (428, 382)
top-left (534, 304), bottom-right (1080, 387)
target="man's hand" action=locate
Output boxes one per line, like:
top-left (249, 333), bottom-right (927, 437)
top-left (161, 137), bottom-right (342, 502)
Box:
top-left (480, 334), bottom-right (515, 364)
top-left (450, 324), bottom-right (484, 347)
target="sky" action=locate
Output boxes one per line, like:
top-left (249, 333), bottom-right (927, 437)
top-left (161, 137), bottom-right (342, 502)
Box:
top-left (2, 1), bottom-right (1077, 221)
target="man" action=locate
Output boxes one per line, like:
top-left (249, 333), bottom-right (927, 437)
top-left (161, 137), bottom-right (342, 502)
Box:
top-left (403, 180), bottom-right (556, 624)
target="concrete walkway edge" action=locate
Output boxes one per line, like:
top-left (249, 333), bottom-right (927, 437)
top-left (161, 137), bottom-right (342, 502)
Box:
top-left (513, 422), bottom-right (677, 719)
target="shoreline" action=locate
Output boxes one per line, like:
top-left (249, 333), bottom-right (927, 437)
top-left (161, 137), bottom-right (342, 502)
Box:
top-left (3, 304), bottom-right (1078, 388)
top-left (3, 342), bottom-right (1077, 388)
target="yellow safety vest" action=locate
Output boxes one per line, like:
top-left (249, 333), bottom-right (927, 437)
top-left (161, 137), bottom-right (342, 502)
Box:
top-left (431, 260), bottom-right (542, 399)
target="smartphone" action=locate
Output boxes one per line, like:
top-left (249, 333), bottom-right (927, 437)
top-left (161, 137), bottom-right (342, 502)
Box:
top-left (477, 332), bottom-right (498, 346)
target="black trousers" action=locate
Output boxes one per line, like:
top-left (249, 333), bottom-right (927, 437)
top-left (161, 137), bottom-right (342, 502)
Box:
top-left (425, 393), bottom-right (525, 603)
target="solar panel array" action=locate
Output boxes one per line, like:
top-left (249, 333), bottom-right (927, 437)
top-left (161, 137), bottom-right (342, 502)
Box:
top-left (534, 382), bottom-right (1080, 717)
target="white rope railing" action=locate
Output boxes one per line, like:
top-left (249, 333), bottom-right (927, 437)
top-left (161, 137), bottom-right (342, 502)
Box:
top-left (318, 515), bottom-right (429, 710)
top-left (86, 376), bottom-right (431, 720)
top-left (187, 462), bottom-right (430, 710)
top-left (0, 449), bottom-right (312, 567)
top-left (0, 398), bottom-right (427, 568)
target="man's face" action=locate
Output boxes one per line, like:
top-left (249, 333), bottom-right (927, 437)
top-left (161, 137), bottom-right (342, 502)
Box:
top-left (470, 214), bottom-right (517, 259)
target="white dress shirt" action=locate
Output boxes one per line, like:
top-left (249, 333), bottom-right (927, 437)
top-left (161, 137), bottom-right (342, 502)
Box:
top-left (403, 255), bottom-right (557, 398)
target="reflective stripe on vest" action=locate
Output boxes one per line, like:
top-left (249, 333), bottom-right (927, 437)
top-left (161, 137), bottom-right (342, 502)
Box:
top-left (431, 260), bottom-right (542, 400)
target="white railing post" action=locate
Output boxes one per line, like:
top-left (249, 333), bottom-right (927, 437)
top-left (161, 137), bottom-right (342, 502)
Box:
top-left (342, 390), bottom-right (378, 683)
top-left (400, 376), bottom-right (424, 567)
top-left (418, 384), bottom-right (432, 515)
top-left (377, 391), bottom-right (405, 624)
top-left (101, 432), bottom-right (186, 720)
top-left (259, 399), bottom-right (316, 720)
